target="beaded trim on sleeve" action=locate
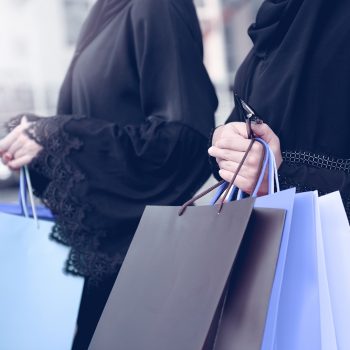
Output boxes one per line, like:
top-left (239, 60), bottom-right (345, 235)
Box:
top-left (280, 150), bottom-right (350, 220)
top-left (282, 150), bottom-right (350, 173)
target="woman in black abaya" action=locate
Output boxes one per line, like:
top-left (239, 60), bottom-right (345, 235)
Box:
top-left (0, 0), bottom-right (217, 348)
top-left (209, 0), bottom-right (350, 217)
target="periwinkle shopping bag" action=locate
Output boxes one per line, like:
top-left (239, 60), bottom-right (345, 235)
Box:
top-left (213, 188), bottom-right (296, 350)
top-left (0, 167), bottom-right (53, 221)
top-left (199, 137), bottom-right (295, 350)
top-left (0, 201), bottom-right (53, 220)
top-left (0, 213), bottom-right (83, 350)
top-left (211, 137), bottom-right (324, 350)
top-left (265, 192), bottom-right (322, 350)
top-left (212, 207), bottom-right (288, 350)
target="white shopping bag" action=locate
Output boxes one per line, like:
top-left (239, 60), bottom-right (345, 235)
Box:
top-left (314, 192), bottom-right (337, 350)
top-left (318, 192), bottom-right (350, 349)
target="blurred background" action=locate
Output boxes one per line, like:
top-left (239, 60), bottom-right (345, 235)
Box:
top-left (0, 0), bottom-right (263, 202)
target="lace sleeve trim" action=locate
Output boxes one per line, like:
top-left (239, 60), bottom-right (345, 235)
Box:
top-left (26, 116), bottom-right (123, 283)
top-left (6, 113), bottom-right (43, 132)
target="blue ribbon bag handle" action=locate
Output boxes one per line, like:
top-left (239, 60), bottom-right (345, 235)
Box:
top-left (19, 166), bottom-right (39, 228)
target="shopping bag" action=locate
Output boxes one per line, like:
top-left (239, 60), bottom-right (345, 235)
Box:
top-left (88, 198), bottom-right (254, 350)
top-left (0, 212), bottom-right (83, 350)
top-left (318, 191), bottom-right (350, 349)
top-left (206, 137), bottom-right (296, 350)
top-left (218, 134), bottom-right (322, 349)
top-left (212, 136), bottom-right (323, 349)
top-left (0, 167), bottom-right (53, 221)
top-left (266, 192), bottom-right (322, 349)
top-left (0, 202), bottom-right (53, 221)
top-left (213, 188), bottom-right (296, 350)
top-left (314, 192), bottom-right (337, 350)
top-left (89, 198), bottom-right (286, 350)
top-left (212, 207), bottom-right (287, 350)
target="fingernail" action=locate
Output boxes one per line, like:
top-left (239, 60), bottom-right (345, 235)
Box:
top-left (4, 153), bottom-right (13, 161)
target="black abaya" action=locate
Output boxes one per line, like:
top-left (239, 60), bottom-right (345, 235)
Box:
top-left (226, 0), bottom-right (350, 216)
top-left (18, 0), bottom-right (217, 280)
top-left (7, 1), bottom-right (217, 347)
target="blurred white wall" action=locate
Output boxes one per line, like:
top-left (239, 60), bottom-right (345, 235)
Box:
top-left (195, 0), bottom-right (261, 122)
top-left (0, 0), bottom-right (93, 124)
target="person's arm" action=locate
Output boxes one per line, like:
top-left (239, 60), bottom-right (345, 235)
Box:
top-left (209, 119), bottom-right (350, 217)
top-left (0, 0), bottom-right (217, 277)
top-left (1, 0), bottom-right (217, 199)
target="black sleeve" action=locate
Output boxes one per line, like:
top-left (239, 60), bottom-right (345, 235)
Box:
top-left (224, 109), bottom-right (350, 216)
top-left (278, 161), bottom-right (350, 217)
top-left (18, 0), bottom-right (217, 279)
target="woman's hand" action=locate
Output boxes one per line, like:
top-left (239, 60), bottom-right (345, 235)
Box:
top-left (208, 122), bottom-right (282, 195)
top-left (0, 116), bottom-right (42, 170)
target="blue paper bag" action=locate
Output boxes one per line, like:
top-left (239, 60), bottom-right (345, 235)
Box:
top-left (0, 202), bottom-right (53, 221)
top-left (0, 167), bottom-right (53, 221)
top-left (254, 189), bottom-right (296, 350)
top-left (264, 192), bottom-right (322, 349)
top-left (0, 213), bottom-right (83, 350)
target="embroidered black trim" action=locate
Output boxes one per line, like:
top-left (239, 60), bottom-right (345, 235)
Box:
top-left (280, 173), bottom-right (350, 217)
top-left (282, 150), bottom-right (350, 173)
top-left (22, 115), bottom-right (123, 283)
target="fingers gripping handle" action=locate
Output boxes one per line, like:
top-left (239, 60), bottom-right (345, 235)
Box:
top-left (179, 139), bottom-right (256, 216)
top-left (210, 138), bottom-right (279, 204)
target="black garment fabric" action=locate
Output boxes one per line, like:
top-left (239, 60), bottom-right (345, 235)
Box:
top-left (71, 270), bottom-right (120, 350)
top-left (17, 0), bottom-right (217, 281)
top-left (227, 0), bottom-right (350, 217)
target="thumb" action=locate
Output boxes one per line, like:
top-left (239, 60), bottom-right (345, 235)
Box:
top-left (20, 115), bottom-right (29, 127)
top-left (251, 123), bottom-right (276, 144)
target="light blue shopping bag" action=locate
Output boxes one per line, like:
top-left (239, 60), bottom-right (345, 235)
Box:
top-left (211, 138), bottom-right (297, 350)
top-left (212, 138), bottom-right (325, 350)
top-left (0, 181), bottom-right (83, 350)
top-left (263, 192), bottom-right (322, 350)
top-left (0, 167), bottom-right (53, 221)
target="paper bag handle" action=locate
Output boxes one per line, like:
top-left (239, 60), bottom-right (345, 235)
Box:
top-left (178, 139), bottom-right (256, 216)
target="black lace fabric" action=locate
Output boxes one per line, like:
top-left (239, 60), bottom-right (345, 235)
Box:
top-left (8, 115), bottom-right (123, 283)
top-left (5, 112), bottom-right (215, 284)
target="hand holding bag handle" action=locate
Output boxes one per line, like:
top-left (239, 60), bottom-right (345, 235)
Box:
top-left (178, 138), bottom-right (256, 216)
top-left (229, 138), bottom-right (280, 201)
top-left (179, 95), bottom-right (280, 215)
top-left (223, 137), bottom-right (270, 203)
top-left (178, 137), bottom-right (276, 215)
top-left (211, 94), bottom-right (280, 204)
